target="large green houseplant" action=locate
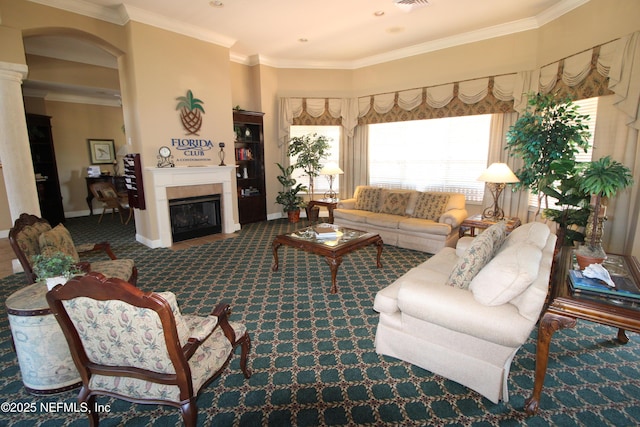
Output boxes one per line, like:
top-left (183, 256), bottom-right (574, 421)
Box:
top-left (275, 163), bottom-right (308, 222)
top-left (575, 156), bottom-right (633, 266)
top-left (506, 92), bottom-right (592, 243)
top-left (288, 133), bottom-right (331, 198)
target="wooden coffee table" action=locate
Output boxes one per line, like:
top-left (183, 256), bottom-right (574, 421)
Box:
top-left (524, 247), bottom-right (640, 414)
top-left (272, 226), bottom-right (383, 294)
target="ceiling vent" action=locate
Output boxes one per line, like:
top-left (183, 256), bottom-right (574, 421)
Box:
top-left (393, 0), bottom-right (430, 12)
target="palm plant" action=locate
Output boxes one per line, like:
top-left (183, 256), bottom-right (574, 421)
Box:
top-left (577, 156), bottom-right (633, 258)
top-left (175, 90), bottom-right (205, 135)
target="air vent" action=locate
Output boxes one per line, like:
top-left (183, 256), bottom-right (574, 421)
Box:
top-left (393, 0), bottom-right (429, 12)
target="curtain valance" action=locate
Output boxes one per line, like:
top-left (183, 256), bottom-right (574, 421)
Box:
top-left (280, 31), bottom-right (640, 145)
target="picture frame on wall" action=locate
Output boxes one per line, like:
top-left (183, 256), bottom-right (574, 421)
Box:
top-left (88, 139), bottom-right (115, 164)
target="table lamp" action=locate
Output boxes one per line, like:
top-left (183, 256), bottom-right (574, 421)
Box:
top-left (320, 162), bottom-right (343, 200)
top-left (478, 163), bottom-right (519, 220)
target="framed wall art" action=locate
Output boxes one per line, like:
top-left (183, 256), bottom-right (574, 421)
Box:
top-left (88, 139), bottom-right (115, 164)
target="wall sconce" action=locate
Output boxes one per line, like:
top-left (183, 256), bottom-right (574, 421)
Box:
top-left (477, 163), bottom-right (519, 220)
top-left (320, 162), bottom-right (343, 200)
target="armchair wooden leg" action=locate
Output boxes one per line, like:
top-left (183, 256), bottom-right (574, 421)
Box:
top-left (238, 332), bottom-right (252, 379)
top-left (79, 389), bottom-right (99, 427)
top-left (180, 398), bottom-right (198, 427)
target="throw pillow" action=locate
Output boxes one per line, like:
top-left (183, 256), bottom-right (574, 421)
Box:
top-left (354, 187), bottom-right (382, 212)
top-left (469, 242), bottom-right (542, 306)
top-left (412, 192), bottom-right (450, 221)
top-left (380, 191), bottom-right (411, 215)
top-left (446, 221), bottom-right (506, 289)
top-left (157, 291), bottom-right (191, 347)
top-left (38, 223), bottom-right (80, 261)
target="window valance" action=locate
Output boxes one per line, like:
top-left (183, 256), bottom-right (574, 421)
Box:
top-left (280, 31), bottom-right (640, 145)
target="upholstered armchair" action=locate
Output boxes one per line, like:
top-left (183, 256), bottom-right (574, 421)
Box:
top-left (9, 213), bottom-right (137, 284)
top-left (46, 272), bottom-right (252, 426)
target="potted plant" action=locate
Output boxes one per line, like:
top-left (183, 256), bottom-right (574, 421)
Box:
top-left (275, 163), bottom-right (308, 223)
top-left (288, 133), bottom-right (331, 199)
top-left (32, 252), bottom-right (81, 290)
top-left (574, 156), bottom-right (633, 268)
top-left (506, 92), bottom-right (591, 221)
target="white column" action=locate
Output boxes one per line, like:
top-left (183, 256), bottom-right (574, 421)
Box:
top-left (0, 61), bottom-right (40, 222)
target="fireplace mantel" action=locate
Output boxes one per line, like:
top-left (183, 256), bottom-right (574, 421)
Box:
top-left (147, 166), bottom-right (238, 247)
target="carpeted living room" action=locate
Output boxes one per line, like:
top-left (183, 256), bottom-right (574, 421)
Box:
top-left (1, 0), bottom-right (640, 426)
top-left (0, 217), bottom-right (639, 426)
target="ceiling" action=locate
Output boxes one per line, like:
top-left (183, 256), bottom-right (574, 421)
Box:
top-left (22, 0), bottom-right (590, 104)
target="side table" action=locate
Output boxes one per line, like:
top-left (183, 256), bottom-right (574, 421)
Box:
top-left (307, 199), bottom-right (338, 224)
top-left (459, 214), bottom-right (521, 237)
top-left (6, 282), bottom-right (81, 395)
top-left (524, 248), bottom-right (640, 414)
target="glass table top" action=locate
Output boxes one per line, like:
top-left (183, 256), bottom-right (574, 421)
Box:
top-left (286, 224), bottom-right (372, 247)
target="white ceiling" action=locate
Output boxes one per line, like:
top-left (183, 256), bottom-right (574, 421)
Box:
top-left (22, 0), bottom-right (590, 103)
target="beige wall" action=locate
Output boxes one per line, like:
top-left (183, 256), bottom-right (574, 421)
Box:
top-left (119, 21), bottom-right (236, 243)
top-left (26, 54), bottom-right (120, 91)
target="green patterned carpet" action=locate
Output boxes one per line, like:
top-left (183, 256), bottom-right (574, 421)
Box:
top-left (0, 217), bottom-right (639, 426)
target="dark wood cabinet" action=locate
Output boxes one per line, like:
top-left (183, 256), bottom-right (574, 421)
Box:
top-left (233, 111), bottom-right (266, 225)
top-left (26, 114), bottom-right (65, 225)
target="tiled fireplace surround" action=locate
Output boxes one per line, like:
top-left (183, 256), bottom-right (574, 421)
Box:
top-left (147, 166), bottom-right (238, 248)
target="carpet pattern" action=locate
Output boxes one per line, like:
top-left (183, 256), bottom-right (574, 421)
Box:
top-left (0, 216), bottom-right (639, 426)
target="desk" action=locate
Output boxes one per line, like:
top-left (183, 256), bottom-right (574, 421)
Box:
top-left (85, 176), bottom-right (126, 215)
top-left (6, 283), bottom-right (81, 395)
top-left (307, 199), bottom-right (338, 223)
top-left (459, 214), bottom-right (521, 237)
top-left (524, 248), bottom-right (640, 414)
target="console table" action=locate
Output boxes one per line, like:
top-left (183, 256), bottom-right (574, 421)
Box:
top-left (6, 282), bottom-right (81, 394)
top-left (524, 248), bottom-right (640, 414)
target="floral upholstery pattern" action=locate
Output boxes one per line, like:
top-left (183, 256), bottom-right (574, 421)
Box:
top-left (380, 192), bottom-right (412, 215)
top-left (15, 222), bottom-right (52, 261)
top-left (412, 193), bottom-right (450, 221)
top-left (446, 222), bottom-right (506, 289)
top-left (62, 291), bottom-right (246, 403)
top-left (354, 187), bottom-right (382, 212)
top-left (38, 224), bottom-right (80, 260)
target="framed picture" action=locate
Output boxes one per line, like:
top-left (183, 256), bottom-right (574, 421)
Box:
top-left (88, 139), bottom-right (115, 164)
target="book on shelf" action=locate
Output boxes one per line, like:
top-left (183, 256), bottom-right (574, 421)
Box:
top-left (568, 269), bottom-right (640, 302)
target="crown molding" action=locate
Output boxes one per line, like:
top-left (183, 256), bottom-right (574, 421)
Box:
top-left (34, 0), bottom-right (590, 70)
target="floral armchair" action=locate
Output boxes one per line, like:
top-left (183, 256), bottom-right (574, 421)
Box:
top-left (46, 272), bottom-right (252, 426)
top-left (9, 213), bottom-right (137, 284)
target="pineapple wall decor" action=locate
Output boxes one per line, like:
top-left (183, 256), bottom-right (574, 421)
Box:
top-left (176, 90), bottom-right (205, 135)
top-left (169, 89), bottom-right (219, 165)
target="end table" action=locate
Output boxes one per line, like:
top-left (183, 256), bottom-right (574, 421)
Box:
top-left (307, 199), bottom-right (338, 224)
top-left (459, 214), bottom-right (521, 237)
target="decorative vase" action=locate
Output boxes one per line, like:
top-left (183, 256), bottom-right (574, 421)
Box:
top-left (45, 276), bottom-right (68, 291)
top-left (575, 253), bottom-right (606, 270)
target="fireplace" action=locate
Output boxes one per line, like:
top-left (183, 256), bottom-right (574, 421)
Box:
top-left (169, 195), bottom-right (221, 242)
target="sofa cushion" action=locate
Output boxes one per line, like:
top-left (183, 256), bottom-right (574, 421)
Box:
top-left (380, 191), bottom-right (412, 215)
top-left (367, 213), bottom-right (401, 229)
top-left (499, 221), bottom-right (550, 252)
top-left (412, 193), bottom-right (450, 220)
top-left (398, 217), bottom-right (452, 236)
top-left (446, 222), bottom-right (506, 289)
top-left (38, 224), bottom-right (80, 261)
top-left (469, 242), bottom-right (542, 306)
top-left (333, 209), bottom-right (374, 224)
top-left (354, 187), bottom-right (382, 211)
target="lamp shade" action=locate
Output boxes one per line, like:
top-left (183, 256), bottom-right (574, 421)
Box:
top-left (320, 162), bottom-right (344, 175)
top-left (478, 163), bottom-right (519, 183)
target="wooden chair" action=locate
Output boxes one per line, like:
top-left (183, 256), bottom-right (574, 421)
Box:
top-left (89, 181), bottom-right (133, 225)
top-left (9, 213), bottom-right (137, 284)
top-left (46, 273), bottom-right (252, 426)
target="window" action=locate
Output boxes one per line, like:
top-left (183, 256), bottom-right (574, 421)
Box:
top-left (368, 115), bottom-right (492, 202)
top-left (289, 126), bottom-right (341, 196)
top-left (528, 96), bottom-right (598, 208)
